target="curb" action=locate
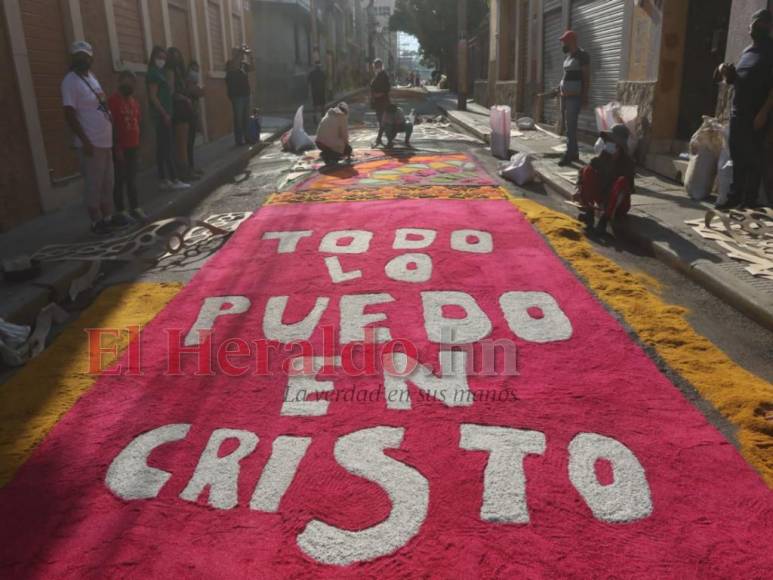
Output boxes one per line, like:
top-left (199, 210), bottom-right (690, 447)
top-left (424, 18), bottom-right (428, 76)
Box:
top-left (0, 123), bottom-right (291, 326)
top-left (438, 102), bottom-right (773, 332)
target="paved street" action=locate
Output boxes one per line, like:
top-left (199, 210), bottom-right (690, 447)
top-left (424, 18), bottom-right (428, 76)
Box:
top-left (0, 90), bottom-right (772, 576)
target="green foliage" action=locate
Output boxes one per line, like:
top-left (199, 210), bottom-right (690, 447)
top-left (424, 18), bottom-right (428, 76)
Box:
top-left (390, 0), bottom-right (487, 70)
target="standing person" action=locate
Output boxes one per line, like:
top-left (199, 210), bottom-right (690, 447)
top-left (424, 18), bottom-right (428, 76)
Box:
top-left (370, 58), bottom-right (391, 147)
top-left (557, 30), bottom-right (591, 167)
top-left (315, 102), bottom-right (352, 166)
top-left (715, 9), bottom-right (773, 210)
top-left (108, 71), bottom-right (144, 225)
top-left (186, 61), bottom-right (205, 179)
top-left (308, 62), bottom-right (327, 124)
top-left (146, 46), bottom-right (189, 191)
top-left (61, 41), bottom-right (115, 235)
top-left (226, 45), bottom-right (253, 146)
top-left (167, 47), bottom-right (193, 180)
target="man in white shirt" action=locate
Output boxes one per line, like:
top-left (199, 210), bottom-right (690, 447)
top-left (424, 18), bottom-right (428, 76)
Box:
top-left (62, 41), bottom-right (115, 234)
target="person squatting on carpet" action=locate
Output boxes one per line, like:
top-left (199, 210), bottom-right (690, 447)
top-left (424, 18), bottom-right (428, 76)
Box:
top-left (315, 102), bottom-right (352, 166)
top-left (382, 104), bottom-right (414, 149)
top-left (573, 124), bottom-right (635, 234)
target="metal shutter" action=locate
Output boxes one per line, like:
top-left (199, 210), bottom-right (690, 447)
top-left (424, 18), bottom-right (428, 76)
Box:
top-left (570, 0), bottom-right (626, 133)
top-left (542, 6), bottom-right (564, 124)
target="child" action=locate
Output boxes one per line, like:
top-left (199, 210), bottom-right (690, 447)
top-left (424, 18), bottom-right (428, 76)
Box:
top-left (108, 70), bottom-right (145, 224)
top-left (247, 108), bottom-right (262, 145)
top-left (382, 104), bottom-right (413, 148)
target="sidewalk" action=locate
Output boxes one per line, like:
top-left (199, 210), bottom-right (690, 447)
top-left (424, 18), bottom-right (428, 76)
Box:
top-left (0, 116), bottom-right (292, 325)
top-left (429, 89), bottom-right (773, 331)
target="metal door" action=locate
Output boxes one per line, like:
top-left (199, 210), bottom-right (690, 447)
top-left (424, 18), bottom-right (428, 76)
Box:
top-left (541, 4), bottom-right (564, 125)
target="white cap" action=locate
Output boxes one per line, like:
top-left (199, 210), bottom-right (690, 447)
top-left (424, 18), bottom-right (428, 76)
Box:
top-left (70, 41), bottom-right (93, 57)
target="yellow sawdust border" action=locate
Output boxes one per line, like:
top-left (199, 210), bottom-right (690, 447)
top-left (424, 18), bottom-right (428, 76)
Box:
top-left (0, 283), bottom-right (182, 486)
top-left (510, 196), bottom-right (773, 487)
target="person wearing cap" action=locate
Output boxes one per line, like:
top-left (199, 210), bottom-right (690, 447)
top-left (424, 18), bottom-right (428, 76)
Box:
top-left (715, 9), bottom-right (773, 209)
top-left (315, 102), bottom-right (352, 166)
top-left (557, 30), bottom-right (591, 167)
top-left (370, 59), bottom-right (391, 147)
top-left (573, 123), bottom-right (635, 234)
top-left (61, 41), bottom-right (115, 235)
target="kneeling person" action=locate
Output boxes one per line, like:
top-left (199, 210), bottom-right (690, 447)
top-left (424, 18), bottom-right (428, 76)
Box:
top-left (315, 102), bottom-right (352, 166)
top-left (382, 104), bottom-right (413, 148)
top-left (574, 124), bottom-right (635, 233)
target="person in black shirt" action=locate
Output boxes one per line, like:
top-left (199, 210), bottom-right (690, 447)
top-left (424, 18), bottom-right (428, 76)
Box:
top-left (226, 46), bottom-right (253, 146)
top-left (308, 62), bottom-right (327, 124)
top-left (370, 59), bottom-right (391, 147)
top-left (716, 9), bottom-right (773, 209)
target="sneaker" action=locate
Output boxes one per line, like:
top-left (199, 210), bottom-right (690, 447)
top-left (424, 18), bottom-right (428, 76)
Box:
top-left (110, 212), bottom-right (131, 227)
top-left (594, 216), bottom-right (609, 234)
top-left (90, 219), bottom-right (111, 236)
top-left (172, 180), bottom-right (191, 190)
top-left (130, 208), bottom-right (148, 222)
top-left (557, 156), bottom-right (572, 167)
top-left (159, 179), bottom-right (174, 191)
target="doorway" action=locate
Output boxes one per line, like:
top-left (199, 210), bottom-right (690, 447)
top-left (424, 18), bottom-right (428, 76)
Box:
top-left (676, 0), bottom-right (732, 140)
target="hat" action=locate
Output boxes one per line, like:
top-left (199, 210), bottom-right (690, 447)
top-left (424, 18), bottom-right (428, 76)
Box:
top-left (338, 102), bottom-right (349, 114)
top-left (373, 58), bottom-right (383, 66)
top-left (559, 30), bottom-right (577, 43)
top-left (600, 124), bottom-right (630, 148)
top-left (752, 9), bottom-right (772, 25)
top-left (70, 40), bottom-right (93, 57)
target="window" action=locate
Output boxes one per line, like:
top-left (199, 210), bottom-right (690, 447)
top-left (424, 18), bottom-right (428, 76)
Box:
top-left (205, 0), bottom-right (228, 75)
top-left (104, 0), bottom-right (152, 71)
top-left (229, 0), bottom-right (246, 48)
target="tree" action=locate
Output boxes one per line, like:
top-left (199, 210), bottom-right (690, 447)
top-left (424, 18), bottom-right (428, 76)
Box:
top-left (390, 0), bottom-right (487, 78)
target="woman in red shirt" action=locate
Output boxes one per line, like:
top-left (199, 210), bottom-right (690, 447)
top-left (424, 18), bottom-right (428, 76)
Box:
top-left (108, 70), bottom-right (144, 224)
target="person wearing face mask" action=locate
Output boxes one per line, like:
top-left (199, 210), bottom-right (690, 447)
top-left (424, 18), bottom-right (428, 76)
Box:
top-left (146, 46), bottom-right (189, 191)
top-left (186, 61), bottom-right (205, 178)
top-left (557, 30), bottom-right (591, 167)
top-left (715, 9), bottom-right (773, 210)
top-left (61, 41), bottom-right (115, 235)
top-left (573, 124), bottom-right (635, 234)
top-left (108, 71), bottom-right (144, 224)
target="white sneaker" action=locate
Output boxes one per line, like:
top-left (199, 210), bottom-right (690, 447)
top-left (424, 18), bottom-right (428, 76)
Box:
top-left (172, 180), bottom-right (191, 190)
top-left (159, 179), bottom-right (174, 191)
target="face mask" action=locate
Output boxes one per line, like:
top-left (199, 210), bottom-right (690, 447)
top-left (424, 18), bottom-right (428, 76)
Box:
top-left (751, 26), bottom-right (770, 43)
top-left (73, 58), bottom-right (90, 72)
top-left (119, 84), bottom-right (134, 96)
top-left (562, 45), bottom-right (570, 54)
top-left (155, 59), bottom-right (166, 69)
top-left (604, 142), bottom-right (618, 155)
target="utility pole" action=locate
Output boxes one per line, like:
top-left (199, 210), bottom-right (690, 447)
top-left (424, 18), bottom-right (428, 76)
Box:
top-left (457, 0), bottom-right (468, 111)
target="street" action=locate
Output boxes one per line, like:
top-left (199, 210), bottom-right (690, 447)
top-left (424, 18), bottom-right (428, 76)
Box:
top-left (0, 90), bottom-right (772, 576)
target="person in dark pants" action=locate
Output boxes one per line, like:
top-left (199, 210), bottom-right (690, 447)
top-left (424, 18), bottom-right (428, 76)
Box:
top-left (308, 62), bottom-right (327, 123)
top-left (108, 71), bottom-right (144, 224)
top-left (370, 58), bottom-right (391, 147)
top-left (557, 30), bottom-right (591, 167)
top-left (226, 46), bottom-right (253, 146)
top-left (716, 9), bottom-right (773, 210)
top-left (186, 61), bottom-right (205, 178)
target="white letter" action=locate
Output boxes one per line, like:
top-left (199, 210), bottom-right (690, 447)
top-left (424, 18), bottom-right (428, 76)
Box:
top-left (106, 423), bottom-right (191, 500)
top-left (421, 291), bottom-right (492, 344)
top-left (394, 228), bottom-right (437, 249)
top-left (250, 436), bottom-right (312, 512)
top-left (185, 296), bottom-right (251, 346)
top-left (262, 230), bottom-right (312, 253)
top-left (325, 256), bottom-right (362, 283)
top-left (451, 229), bottom-right (493, 253)
top-left (319, 230), bottom-right (373, 254)
top-left (280, 356), bottom-right (340, 416)
top-left (384, 351), bottom-right (470, 410)
top-left (180, 428), bottom-right (259, 510)
top-left (340, 293), bottom-right (394, 343)
top-left (568, 433), bottom-right (652, 523)
top-left (297, 427), bottom-right (429, 565)
top-left (263, 296), bottom-right (329, 342)
top-left (459, 425), bottom-right (546, 523)
top-left (385, 253), bottom-right (432, 283)
top-left (499, 291), bottom-right (573, 343)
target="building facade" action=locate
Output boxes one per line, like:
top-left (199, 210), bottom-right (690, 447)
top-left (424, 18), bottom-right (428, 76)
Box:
top-left (1, 0), bottom-right (254, 232)
top-left (480, 0), bottom-right (773, 177)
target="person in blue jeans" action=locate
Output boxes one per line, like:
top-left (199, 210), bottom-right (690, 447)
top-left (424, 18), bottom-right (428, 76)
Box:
top-left (557, 30), bottom-right (590, 167)
top-left (226, 46), bottom-right (253, 146)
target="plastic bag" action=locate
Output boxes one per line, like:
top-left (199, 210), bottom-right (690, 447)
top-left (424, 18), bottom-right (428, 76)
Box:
top-left (284, 105), bottom-right (314, 153)
top-left (490, 105), bottom-right (511, 159)
top-left (594, 101), bottom-right (639, 154)
top-left (685, 116), bottom-right (724, 200)
top-left (716, 124), bottom-right (732, 205)
top-left (516, 117), bottom-right (535, 130)
top-left (501, 152), bottom-right (536, 186)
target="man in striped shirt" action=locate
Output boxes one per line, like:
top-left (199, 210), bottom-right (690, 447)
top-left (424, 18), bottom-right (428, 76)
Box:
top-left (558, 30), bottom-right (591, 167)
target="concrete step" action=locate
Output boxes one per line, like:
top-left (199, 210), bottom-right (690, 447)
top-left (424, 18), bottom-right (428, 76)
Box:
top-left (644, 154), bottom-right (690, 185)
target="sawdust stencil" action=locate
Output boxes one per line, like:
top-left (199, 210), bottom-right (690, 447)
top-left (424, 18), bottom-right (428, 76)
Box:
top-left (687, 208), bottom-right (773, 281)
